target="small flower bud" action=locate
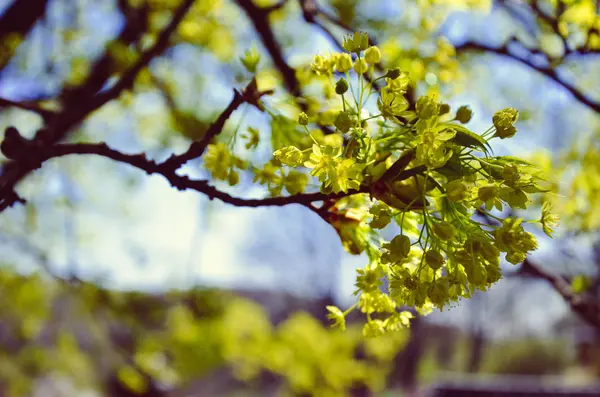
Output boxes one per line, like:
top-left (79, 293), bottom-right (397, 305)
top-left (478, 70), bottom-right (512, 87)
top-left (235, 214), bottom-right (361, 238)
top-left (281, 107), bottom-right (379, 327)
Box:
top-left (240, 47), bottom-right (260, 73)
top-left (495, 125), bottom-right (517, 139)
top-left (336, 53), bottom-right (353, 72)
top-left (493, 107), bottom-right (519, 129)
top-left (428, 282), bottom-right (448, 305)
top-left (354, 58), bottom-right (368, 74)
top-left (364, 46), bottom-right (381, 64)
top-left (385, 68), bottom-right (401, 80)
top-left (456, 105), bottom-right (473, 123)
top-left (432, 221), bottom-right (455, 241)
top-left (478, 185), bottom-right (498, 202)
top-left (425, 250), bottom-right (445, 270)
top-left (416, 95), bottom-right (439, 119)
top-left (439, 103), bottom-right (450, 115)
top-left (298, 112), bottom-right (309, 126)
top-left (334, 111), bottom-right (356, 133)
top-left (335, 78), bottom-right (349, 95)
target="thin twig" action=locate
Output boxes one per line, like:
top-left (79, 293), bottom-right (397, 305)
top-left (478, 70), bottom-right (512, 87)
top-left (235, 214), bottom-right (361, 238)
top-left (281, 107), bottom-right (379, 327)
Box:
top-left (88, 0), bottom-right (196, 113)
top-left (455, 38), bottom-right (600, 114)
top-left (31, 141), bottom-right (368, 207)
top-left (162, 79), bottom-right (273, 170)
top-left (0, 97), bottom-right (56, 120)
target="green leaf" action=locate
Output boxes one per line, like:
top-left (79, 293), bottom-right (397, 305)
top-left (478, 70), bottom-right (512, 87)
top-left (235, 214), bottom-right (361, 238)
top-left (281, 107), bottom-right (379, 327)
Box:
top-left (448, 124), bottom-right (492, 154)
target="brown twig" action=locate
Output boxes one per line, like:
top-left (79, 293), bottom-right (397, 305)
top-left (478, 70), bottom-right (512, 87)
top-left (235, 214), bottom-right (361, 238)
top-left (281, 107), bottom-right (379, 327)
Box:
top-left (235, 0), bottom-right (301, 97)
top-left (87, 0), bottom-right (196, 113)
top-left (0, 97), bottom-right (55, 120)
top-left (0, 0), bottom-right (196, 213)
top-left (25, 141), bottom-right (368, 208)
top-left (162, 79), bottom-right (273, 170)
top-left (455, 37), bottom-right (600, 114)
top-left (520, 258), bottom-right (600, 329)
top-left (477, 208), bottom-right (600, 329)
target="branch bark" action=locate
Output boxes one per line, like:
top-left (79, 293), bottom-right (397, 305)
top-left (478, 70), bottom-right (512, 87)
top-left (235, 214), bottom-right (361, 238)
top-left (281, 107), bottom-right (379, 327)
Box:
top-left (455, 38), bottom-right (600, 114)
top-left (0, 0), bottom-right (196, 213)
top-left (16, 141), bottom-right (368, 208)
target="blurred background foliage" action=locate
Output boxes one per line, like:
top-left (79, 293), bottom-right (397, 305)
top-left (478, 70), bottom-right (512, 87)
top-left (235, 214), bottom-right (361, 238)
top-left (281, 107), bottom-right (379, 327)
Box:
top-left (0, 0), bottom-right (600, 396)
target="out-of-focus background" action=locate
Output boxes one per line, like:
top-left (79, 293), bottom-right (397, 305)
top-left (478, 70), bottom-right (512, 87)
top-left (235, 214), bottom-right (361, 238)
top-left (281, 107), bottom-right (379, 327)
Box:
top-left (1, 0), bottom-right (600, 396)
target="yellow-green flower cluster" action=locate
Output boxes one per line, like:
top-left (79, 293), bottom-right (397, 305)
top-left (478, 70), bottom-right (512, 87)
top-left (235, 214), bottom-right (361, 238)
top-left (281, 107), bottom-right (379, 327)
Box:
top-left (493, 107), bottom-right (519, 139)
top-left (494, 217), bottom-right (538, 264)
top-left (261, 33), bottom-right (556, 335)
top-left (204, 142), bottom-right (248, 186)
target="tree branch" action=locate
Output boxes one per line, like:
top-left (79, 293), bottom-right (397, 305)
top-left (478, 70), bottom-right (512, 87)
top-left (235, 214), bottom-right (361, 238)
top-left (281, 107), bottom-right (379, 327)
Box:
top-left (87, 0), bottom-right (196, 114)
top-left (520, 258), bottom-right (600, 329)
top-left (0, 0), bottom-right (49, 72)
top-left (0, 97), bottom-right (55, 120)
top-left (476, 208), bottom-right (600, 330)
top-left (235, 0), bottom-right (301, 97)
top-left (0, 0), bottom-right (196, 213)
top-left (21, 141), bottom-right (367, 208)
top-left (454, 38), bottom-right (600, 114)
top-left (162, 78), bottom-right (273, 170)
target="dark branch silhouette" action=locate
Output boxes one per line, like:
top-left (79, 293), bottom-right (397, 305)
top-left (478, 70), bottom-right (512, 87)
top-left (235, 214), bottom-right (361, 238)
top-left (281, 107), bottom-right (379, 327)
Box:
top-left (455, 37), bottom-right (600, 114)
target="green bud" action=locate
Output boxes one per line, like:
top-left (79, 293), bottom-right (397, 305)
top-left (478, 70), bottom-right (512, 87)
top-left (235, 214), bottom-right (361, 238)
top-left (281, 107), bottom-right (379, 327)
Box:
top-left (445, 179), bottom-right (469, 202)
top-left (493, 108), bottom-right (519, 138)
top-left (336, 53), bottom-right (353, 72)
top-left (382, 234), bottom-right (411, 264)
top-left (466, 264), bottom-right (487, 285)
top-left (334, 111), bottom-right (356, 133)
top-left (385, 68), bottom-right (401, 80)
top-left (456, 106), bottom-right (472, 123)
top-left (335, 78), bottom-right (349, 95)
top-left (454, 249), bottom-right (473, 267)
top-left (240, 47), bottom-right (260, 73)
top-left (428, 282), bottom-right (448, 305)
top-left (425, 250), bottom-right (445, 270)
top-left (298, 112), bottom-right (309, 126)
top-left (439, 103), bottom-right (450, 115)
top-left (495, 125), bottom-right (517, 139)
top-left (432, 221), bottom-right (455, 241)
top-left (354, 58), bottom-right (368, 74)
top-left (493, 107), bottom-right (519, 129)
top-left (364, 46), bottom-right (381, 64)
top-left (227, 170), bottom-right (239, 186)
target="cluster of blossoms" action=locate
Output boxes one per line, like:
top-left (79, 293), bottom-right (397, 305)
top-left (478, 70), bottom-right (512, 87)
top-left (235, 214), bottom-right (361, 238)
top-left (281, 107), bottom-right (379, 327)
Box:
top-left (267, 32), bottom-right (558, 336)
top-left (207, 33), bottom-right (558, 337)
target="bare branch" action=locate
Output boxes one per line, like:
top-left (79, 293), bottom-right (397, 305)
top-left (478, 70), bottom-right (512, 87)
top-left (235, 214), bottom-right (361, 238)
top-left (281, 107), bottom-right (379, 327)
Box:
top-left (88, 0), bottom-right (196, 113)
top-left (0, 0), bottom-right (49, 71)
top-left (0, 0), bottom-right (196, 213)
top-left (235, 0), bottom-right (301, 97)
top-left (162, 78), bottom-right (273, 170)
top-left (0, 97), bottom-right (56, 120)
top-left (521, 258), bottom-right (600, 329)
top-left (455, 38), bottom-right (600, 114)
top-left (20, 141), bottom-right (368, 208)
